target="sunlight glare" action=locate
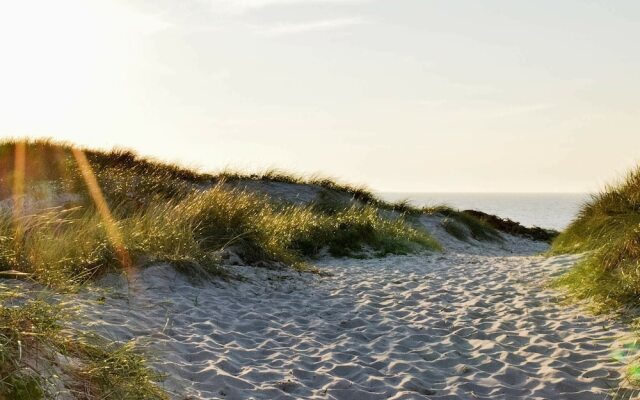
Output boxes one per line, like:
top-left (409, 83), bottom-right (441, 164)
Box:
top-left (0, 0), bottom-right (165, 130)
top-left (12, 141), bottom-right (26, 247)
top-left (71, 148), bottom-right (133, 274)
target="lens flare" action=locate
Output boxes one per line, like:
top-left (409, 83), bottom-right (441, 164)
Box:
top-left (71, 148), bottom-right (132, 273)
top-left (12, 141), bottom-right (26, 247)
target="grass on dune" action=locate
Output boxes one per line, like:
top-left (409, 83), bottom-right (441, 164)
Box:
top-left (440, 217), bottom-right (471, 242)
top-left (425, 205), bottom-right (558, 243)
top-left (289, 204), bottom-right (441, 258)
top-left (0, 296), bottom-right (61, 399)
top-left (424, 205), bottom-right (503, 242)
top-left (0, 291), bottom-right (167, 399)
top-left (0, 140), bottom-right (441, 290)
top-left (218, 168), bottom-right (436, 215)
top-left (0, 204), bottom-right (222, 289)
top-left (219, 168), bottom-right (381, 206)
top-left (0, 185), bottom-right (440, 290)
top-left (551, 166), bottom-right (640, 312)
top-left (62, 335), bottom-right (168, 400)
top-left (464, 209), bottom-right (558, 243)
top-left (308, 190), bottom-right (506, 244)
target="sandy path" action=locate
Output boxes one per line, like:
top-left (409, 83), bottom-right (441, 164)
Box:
top-left (76, 252), bottom-right (629, 400)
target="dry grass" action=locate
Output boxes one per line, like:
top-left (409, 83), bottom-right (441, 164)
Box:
top-left (0, 140), bottom-right (442, 290)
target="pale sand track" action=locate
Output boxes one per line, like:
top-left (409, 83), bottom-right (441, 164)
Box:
top-left (74, 251), bottom-right (631, 400)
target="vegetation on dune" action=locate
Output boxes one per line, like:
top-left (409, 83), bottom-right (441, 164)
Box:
top-left (463, 210), bottom-right (559, 243)
top-left (421, 205), bottom-right (557, 243)
top-left (304, 191), bottom-right (441, 257)
top-left (63, 336), bottom-right (168, 400)
top-left (0, 139), bottom-right (440, 290)
top-left (550, 167), bottom-right (640, 395)
top-left (0, 139), bottom-right (551, 289)
top-left (0, 139), bottom-right (553, 288)
top-left (424, 206), bottom-right (503, 242)
top-left (218, 168), bottom-right (380, 206)
top-left (0, 295), bottom-right (61, 399)
top-left (219, 169), bottom-right (450, 217)
top-left (0, 291), bottom-right (166, 399)
top-left (551, 166), bottom-right (640, 311)
top-left (440, 217), bottom-right (471, 242)
top-left (291, 204), bottom-right (440, 258)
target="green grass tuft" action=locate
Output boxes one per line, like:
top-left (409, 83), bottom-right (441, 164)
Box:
top-left (64, 336), bottom-right (168, 400)
top-left (551, 166), bottom-right (640, 311)
top-left (425, 205), bottom-right (502, 242)
top-left (441, 217), bottom-right (470, 242)
top-left (0, 139), bottom-right (442, 288)
top-left (0, 297), bottom-right (62, 399)
top-left (0, 290), bottom-right (168, 399)
top-left (464, 209), bottom-right (558, 243)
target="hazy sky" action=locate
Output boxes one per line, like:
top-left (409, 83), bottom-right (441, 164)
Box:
top-left (1, 0), bottom-right (639, 192)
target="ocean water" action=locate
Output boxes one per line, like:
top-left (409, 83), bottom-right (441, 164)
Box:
top-left (377, 193), bottom-right (591, 231)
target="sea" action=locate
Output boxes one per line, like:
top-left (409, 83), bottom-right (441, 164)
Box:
top-left (376, 193), bottom-right (591, 231)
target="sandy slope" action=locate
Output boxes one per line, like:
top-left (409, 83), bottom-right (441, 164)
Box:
top-left (72, 246), bottom-right (632, 400)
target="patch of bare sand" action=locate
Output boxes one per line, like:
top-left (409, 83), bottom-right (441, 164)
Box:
top-left (71, 249), bottom-right (634, 400)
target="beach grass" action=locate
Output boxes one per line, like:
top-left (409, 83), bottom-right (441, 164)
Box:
top-left (0, 296), bottom-right (62, 399)
top-left (63, 336), bottom-right (168, 400)
top-left (0, 185), bottom-right (441, 289)
top-left (551, 166), bottom-right (640, 311)
top-left (0, 139), bottom-right (562, 290)
top-left (0, 290), bottom-right (167, 399)
top-left (441, 217), bottom-right (471, 242)
top-left (424, 205), bottom-right (503, 242)
top-left (0, 139), bottom-right (441, 290)
top-left (0, 138), bottom-right (560, 290)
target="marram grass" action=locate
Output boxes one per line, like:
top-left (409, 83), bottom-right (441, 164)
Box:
top-left (0, 291), bottom-right (167, 399)
top-left (0, 140), bottom-right (441, 290)
top-left (0, 296), bottom-right (62, 399)
top-left (551, 166), bottom-right (640, 312)
top-left (0, 187), bottom-right (440, 290)
top-left (424, 205), bottom-right (502, 242)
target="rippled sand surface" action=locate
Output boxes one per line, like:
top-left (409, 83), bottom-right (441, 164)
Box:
top-left (75, 251), bottom-right (630, 400)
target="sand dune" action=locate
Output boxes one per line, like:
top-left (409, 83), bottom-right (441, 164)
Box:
top-left (72, 247), bottom-right (630, 399)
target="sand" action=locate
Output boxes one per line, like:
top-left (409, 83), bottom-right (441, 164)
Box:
top-left (70, 243), bottom-right (632, 400)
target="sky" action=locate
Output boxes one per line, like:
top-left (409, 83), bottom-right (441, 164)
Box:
top-left (0, 0), bottom-right (639, 193)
